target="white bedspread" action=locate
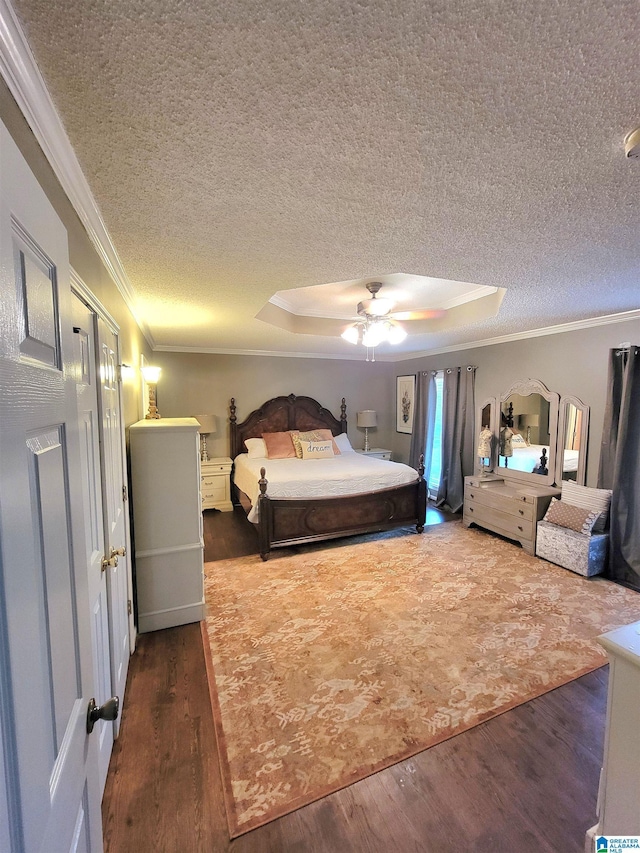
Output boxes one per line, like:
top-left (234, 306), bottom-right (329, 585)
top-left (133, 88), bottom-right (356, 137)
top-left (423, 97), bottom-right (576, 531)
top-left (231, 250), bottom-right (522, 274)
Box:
top-left (233, 451), bottom-right (419, 522)
top-left (501, 444), bottom-right (579, 473)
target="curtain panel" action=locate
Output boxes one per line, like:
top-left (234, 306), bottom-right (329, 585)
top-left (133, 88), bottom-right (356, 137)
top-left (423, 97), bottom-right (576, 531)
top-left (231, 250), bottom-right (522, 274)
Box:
top-left (436, 366), bottom-right (476, 513)
top-left (409, 371), bottom-right (437, 479)
top-left (597, 345), bottom-right (640, 591)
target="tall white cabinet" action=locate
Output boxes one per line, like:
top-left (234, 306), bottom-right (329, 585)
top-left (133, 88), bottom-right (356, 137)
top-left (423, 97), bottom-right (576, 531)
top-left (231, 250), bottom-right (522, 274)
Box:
top-left (585, 620), bottom-right (640, 849)
top-left (129, 418), bottom-right (204, 633)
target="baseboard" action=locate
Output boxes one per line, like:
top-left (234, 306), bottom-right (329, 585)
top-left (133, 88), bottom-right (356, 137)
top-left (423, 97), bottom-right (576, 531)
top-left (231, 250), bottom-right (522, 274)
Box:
top-left (138, 601), bottom-right (205, 633)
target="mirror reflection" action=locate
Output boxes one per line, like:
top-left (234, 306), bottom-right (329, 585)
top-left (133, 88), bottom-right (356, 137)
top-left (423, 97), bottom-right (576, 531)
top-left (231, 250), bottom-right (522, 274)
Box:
top-left (498, 392), bottom-right (551, 474)
top-left (555, 396), bottom-right (589, 485)
top-left (560, 403), bottom-right (582, 481)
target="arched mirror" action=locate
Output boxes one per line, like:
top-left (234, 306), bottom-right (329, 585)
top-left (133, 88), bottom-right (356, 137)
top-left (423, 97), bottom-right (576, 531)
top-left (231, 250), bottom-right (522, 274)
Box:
top-left (497, 379), bottom-right (559, 487)
top-left (555, 395), bottom-right (589, 486)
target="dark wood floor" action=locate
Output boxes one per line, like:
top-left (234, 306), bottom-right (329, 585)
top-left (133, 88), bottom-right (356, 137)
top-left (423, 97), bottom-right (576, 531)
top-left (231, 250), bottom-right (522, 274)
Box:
top-left (102, 506), bottom-right (606, 852)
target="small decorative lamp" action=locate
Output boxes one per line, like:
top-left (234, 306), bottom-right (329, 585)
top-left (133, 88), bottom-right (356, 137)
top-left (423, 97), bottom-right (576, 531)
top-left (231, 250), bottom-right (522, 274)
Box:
top-left (477, 425), bottom-right (492, 476)
top-left (518, 413), bottom-right (540, 445)
top-left (357, 410), bottom-right (377, 452)
top-left (141, 365), bottom-right (162, 419)
top-left (194, 415), bottom-right (217, 461)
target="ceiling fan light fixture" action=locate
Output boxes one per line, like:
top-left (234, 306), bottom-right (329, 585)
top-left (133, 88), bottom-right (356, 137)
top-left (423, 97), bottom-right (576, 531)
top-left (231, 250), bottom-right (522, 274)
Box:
top-left (358, 296), bottom-right (394, 317)
top-left (361, 320), bottom-right (388, 348)
top-left (386, 321), bottom-right (407, 345)
top-left (341, 325), bottom-right (360, 344)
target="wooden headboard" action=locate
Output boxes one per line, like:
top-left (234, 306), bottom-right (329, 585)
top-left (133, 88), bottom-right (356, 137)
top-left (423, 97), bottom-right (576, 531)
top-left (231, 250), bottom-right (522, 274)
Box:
top-left (229, 394), bottom-right (347, 459)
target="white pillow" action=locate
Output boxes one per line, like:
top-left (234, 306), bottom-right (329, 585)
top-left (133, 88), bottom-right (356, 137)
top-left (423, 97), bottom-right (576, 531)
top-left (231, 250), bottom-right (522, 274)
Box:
top-left (560, 480), bottom-right (612, 534)
top-left (244, 437), bottom-right (267, 459)
top-left (301, 440), bottom-right (334, 460)
top-left (511, 433), bottom-right (528, 447)
top-left (334, 432), bottom-right (354, 453)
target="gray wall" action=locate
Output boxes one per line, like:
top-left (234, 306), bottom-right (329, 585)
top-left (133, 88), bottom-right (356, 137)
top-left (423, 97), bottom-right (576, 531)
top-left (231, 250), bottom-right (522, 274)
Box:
top-left (154, 316), bottom-right (640, 486)
top-left (395, 318), bottom-right (640, 483)
top-left (151, 351), bottom-right (397, 458)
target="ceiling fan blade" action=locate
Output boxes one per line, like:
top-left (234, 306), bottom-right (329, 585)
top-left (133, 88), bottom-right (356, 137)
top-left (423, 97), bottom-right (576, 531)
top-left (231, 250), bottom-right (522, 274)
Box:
top-left (390, 308), bottom-right (446, 321)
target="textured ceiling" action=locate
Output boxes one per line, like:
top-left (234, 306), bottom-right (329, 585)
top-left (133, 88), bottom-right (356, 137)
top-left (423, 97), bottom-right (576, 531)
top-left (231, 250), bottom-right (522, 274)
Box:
top-left (10, 0), bottom-right (640, 359)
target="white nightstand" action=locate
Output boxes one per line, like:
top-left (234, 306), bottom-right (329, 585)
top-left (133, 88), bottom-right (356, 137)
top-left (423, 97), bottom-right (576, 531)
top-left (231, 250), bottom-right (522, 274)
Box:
top-left (201, 456), bottom-right (233, 511)
top-left (356, 448), bottom-right (392, 461)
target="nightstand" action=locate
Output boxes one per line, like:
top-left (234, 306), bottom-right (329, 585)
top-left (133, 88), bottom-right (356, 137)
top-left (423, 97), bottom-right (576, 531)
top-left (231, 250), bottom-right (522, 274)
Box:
top-left (201, 457), bottom-right (233, 511)
top-left (355, 448), bottom-right (393, 461)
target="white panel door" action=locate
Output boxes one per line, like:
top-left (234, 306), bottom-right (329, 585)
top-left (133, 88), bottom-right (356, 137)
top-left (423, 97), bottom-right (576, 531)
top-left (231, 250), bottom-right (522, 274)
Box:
top-left (97, 318), bottom-right (130, 725)
top-left (0, 121), bottom-right (102, 852)
top-left (72, 293), bottom-right (113, 793)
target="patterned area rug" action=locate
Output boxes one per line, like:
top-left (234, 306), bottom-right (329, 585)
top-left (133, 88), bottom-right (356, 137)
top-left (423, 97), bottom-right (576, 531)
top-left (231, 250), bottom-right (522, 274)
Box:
top-left (202, 521), bottom-right (640, 838)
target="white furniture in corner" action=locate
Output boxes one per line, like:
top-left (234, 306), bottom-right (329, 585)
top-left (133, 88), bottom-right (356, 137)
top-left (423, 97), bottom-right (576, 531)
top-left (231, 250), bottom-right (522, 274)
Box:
top-left (201, 456), bottom-right (233, 511)
top-left (585, 620), bottom-right (640, 850)
top-left (355, 448), bottom-right (392, 460)
top-left (129, 417), bottom-right (204, 633)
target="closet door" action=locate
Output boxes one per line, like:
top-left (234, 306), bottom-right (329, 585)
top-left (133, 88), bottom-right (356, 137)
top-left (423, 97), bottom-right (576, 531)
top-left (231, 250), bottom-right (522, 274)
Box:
top-left (97, 317), bottom-right (131, 731)
top-left (0, 122), bottom-right (102, 850)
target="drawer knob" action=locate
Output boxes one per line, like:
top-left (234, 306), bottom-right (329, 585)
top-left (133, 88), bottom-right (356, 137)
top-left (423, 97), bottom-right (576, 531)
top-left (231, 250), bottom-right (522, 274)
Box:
top-left (469, 507), bottom-right (474, 512)
top-left (519, 509), bottom-right (524, 516)
top-left (518, 525), bottom-right (523, 531)
top-left (470, 492), bottom-right (475, 498)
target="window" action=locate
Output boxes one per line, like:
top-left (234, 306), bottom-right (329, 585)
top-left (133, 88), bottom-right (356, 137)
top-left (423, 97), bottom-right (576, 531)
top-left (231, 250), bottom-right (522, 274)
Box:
top-left (428, 371), bottom-right (444, 498)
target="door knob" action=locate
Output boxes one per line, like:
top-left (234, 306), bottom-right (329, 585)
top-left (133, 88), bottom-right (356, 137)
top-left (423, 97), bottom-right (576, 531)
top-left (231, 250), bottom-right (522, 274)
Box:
top-left (101, 554), bottom-right (117, 572)
top-left (86, 696), bottom-right (120, 734)
top-left (101, 546), bottom-right (126, 572)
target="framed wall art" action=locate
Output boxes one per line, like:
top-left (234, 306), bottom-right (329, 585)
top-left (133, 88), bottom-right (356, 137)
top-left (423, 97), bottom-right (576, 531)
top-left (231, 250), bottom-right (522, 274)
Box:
top-left (396, 374), bottom-right (416, 433)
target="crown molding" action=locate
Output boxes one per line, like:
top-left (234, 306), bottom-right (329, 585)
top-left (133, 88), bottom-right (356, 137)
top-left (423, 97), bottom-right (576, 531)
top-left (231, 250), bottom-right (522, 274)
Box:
top-left (0, 0), bottom-right (154, 348)
top-left (388, 308), bottom-right (640, 362)
top-left (152, 344), bottom-right (376, 361)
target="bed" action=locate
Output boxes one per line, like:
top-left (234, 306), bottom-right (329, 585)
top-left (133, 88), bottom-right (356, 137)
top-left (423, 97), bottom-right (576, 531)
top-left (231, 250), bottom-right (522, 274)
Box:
top-left (500, 433), bottom-right (580, 475)
top-left (229, 394), bottom-right (427, 560)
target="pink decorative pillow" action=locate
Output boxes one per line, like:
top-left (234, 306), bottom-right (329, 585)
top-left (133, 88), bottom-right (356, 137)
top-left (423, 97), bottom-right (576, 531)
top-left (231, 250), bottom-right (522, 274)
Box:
top-left (290, 429), bottom-right (340, 458)
top-left (262, 431), bottom-right (296, 459)
top-left (543, 498), bottom-right (599, 535)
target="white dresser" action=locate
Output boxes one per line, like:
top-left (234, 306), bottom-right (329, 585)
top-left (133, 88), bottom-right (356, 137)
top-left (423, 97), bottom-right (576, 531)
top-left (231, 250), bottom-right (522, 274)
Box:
top-left (355, 448), bottom-right (392, 460)
top-left (586, 621), bottom-right (640, 848)
top-left (129, 417), bottom-right (204, 633)
top-left (201, 456), bottom-right (233, 511)
top-left (462, 474), bottom-right (560, 554)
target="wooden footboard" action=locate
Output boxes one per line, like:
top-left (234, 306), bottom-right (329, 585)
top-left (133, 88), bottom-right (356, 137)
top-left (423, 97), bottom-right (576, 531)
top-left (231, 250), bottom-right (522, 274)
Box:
top-left (257, 459), bottom-right (426, 560)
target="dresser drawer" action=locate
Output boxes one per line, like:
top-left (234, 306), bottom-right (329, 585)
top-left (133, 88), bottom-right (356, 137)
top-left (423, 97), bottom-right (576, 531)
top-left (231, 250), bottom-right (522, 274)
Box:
top-left (202, 477), bottom-right (226, 501)
top-left (203, 462), bottom-right (230, 474)
top-left (464, 499), bottom-right (535, 542)
top-left (465, 486), bottom-right (534, 521)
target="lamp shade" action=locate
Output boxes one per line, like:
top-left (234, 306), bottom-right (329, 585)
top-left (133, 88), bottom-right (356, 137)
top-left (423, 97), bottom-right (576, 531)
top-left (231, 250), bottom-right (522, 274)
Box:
top-left (194, 414), bottom-right (217, 435)
top-left (141, 365), bottom-right (161, 383)
top-left (519, 413), bottom-right (540, 428)
top-left (357, 410), bottom-right (377, 428)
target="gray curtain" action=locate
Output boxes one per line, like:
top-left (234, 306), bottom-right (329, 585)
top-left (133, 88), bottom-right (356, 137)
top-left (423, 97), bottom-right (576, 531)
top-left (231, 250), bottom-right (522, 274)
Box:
top-left (597, 345), bottom-right (640, 591)
top-left (409, 371), bottom-right (437, 482)
top-left (436, 366), bottom-right (476, 513)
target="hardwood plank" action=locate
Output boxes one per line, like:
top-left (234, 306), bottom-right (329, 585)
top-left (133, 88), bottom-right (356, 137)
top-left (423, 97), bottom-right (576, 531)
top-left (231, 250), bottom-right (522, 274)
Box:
top-left (103, 509), bottom-right (609, 852)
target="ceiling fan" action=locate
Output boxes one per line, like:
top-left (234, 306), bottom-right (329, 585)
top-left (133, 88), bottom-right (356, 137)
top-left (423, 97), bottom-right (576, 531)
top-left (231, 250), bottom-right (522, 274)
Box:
top-left (341, 282), bottom-right (444, 357)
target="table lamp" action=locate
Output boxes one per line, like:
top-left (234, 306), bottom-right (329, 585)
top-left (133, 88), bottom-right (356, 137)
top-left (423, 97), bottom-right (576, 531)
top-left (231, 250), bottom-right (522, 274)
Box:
top-left (357, 410), bottom-right (377, 452)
